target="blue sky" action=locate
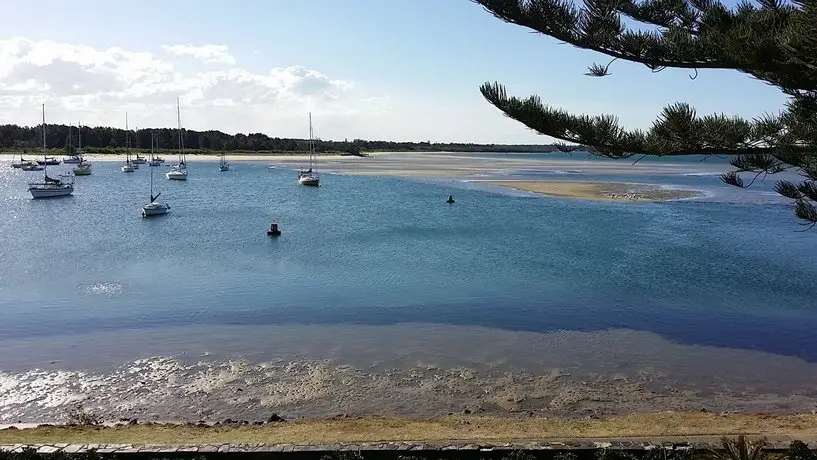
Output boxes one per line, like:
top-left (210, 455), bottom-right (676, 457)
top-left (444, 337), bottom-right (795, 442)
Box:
top-left (0, 0), bottom-right (788, 143)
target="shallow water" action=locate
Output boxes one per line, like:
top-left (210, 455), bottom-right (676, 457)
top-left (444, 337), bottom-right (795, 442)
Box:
top-left (1, 155), bottom-right (816, 422)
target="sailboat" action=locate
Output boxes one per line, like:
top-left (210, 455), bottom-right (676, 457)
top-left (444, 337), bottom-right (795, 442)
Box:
top-left (11, 152), bottom-right (35, 169)
top-left (219, 150), bottom-right (230, 171)
top-left (63, 124), bottom-right (84, 164)
top-left (297, 112), bottom-right (320, 187)
top-left (121, 114), bottom-right (135, 173)
top-left (72, 122), bottom-right (92, 175)
top-left (132, 128), bottom-right (148, 165)
top-left (142, 133), bottom-right (171, 217)
top-left (29, 104), bottom-right (74, 198)
top-left (166, 98), bottom-right (188, 180)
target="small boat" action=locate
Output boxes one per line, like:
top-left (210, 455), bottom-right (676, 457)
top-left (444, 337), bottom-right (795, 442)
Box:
top-left (69, 123), bottom-right (91, 174)
top-left (122, 114), bottom-right (136, 172)
top-left (132, 153), bottom-right (147, 165)
top-left (267, 221), bottom-right (281, 236)
top-left (142, 145), bottom-right (170, 217)
top-left (166, 98), bottom-right (188, 181)
top-left (29, 172), bottom-right (74, 198)
top-left (29, 104), bottom-right (74, 199)
top-left (22, 163), bottom-right (44, 171)
top-left (446, 194), bottom-right (455, 204)
top-left (148, 133), bottom-right (162, 166)
top-left (73, 161), bottom-right (92, 176)
top-left (219, 150), bottom-right (230, 171)
top-left (36, 156), bottom-right (60, 166)
top-left (11, 153), bottom-right (34, 169)
top-left (297, 113), bottom-right (320, 187)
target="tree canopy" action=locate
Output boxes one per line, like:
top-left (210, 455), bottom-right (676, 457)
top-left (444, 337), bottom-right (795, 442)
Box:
top-left (473, 0), bottom-right (817, 229)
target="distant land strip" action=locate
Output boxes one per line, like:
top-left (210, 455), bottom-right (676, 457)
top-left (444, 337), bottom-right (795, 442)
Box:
top-left (0, 123), bottom-right (562, 156)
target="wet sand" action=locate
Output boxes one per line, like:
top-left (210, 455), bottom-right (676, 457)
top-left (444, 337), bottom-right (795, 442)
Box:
top-left (482, 180), bottom-right (704, 202)
top-left (2, 325), bottom-right (817, 424)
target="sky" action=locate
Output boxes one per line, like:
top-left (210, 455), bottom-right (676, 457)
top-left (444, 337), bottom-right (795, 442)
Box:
top-left (0, 0), bottom-right (788, 144)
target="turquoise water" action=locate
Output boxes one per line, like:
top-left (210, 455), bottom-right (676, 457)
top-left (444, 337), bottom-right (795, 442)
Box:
top-left (1, 156), bottom-right (815, 367)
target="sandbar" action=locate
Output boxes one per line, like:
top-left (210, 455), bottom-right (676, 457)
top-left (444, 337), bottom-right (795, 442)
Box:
top-left (482, 180), bottom-right (704, 202)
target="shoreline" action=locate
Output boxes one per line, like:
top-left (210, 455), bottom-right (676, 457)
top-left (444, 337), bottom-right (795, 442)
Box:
top-left (2, 413), bottom-right (817, 444)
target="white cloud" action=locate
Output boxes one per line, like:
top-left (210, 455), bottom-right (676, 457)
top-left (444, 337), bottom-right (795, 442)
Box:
top-left (160, 44), bottom-right (236, 65)
top-left (0, 36), bottom-right (553, 143)
top-left (0, 36), bottom-right (389, 138)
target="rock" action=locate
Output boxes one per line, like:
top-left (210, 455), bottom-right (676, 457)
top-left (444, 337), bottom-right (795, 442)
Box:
top-left (127, 419), bottom-right (138, 426)
top-left (267, 414), bottom-right (285, 423)
top-left (463, 409), bottom-right (472, 414)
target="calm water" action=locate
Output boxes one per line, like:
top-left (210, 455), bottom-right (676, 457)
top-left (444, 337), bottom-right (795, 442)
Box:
top-left (1, 154), bottom-right (816, 420)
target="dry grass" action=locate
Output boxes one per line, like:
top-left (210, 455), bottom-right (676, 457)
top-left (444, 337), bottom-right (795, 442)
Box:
top-left (2, 413), bottom-right (816, 444)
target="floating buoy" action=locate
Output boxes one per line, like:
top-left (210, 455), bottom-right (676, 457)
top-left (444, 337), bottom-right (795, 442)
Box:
top-left (446, 194), bottom-right (455, 204)
top-left (267, 221), bottom-right (281, 236)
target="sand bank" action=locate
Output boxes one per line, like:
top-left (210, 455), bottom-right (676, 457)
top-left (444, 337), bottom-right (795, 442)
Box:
top-left (482, 180), bottom-right (704, 202)
top-left (1, 151), bottom-right (729, 179)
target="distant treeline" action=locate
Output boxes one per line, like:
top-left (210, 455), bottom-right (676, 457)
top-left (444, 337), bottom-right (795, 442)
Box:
top-left (0, 123), bottom-right (559, 155)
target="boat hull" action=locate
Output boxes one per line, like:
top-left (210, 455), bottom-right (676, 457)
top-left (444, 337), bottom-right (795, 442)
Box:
top-left (73, 167), bottom-right (92, 176)
top-left (220, 166), bottom-right (230, 171)
top-left (166, 171), bottom-right (187, 180)
top-left (121, 165), bottom-right (135, 172)
top-left (29, 186), bottom-right (74, 198)
top-left (298, 175), bottom-right (320, 186)
top-left (142, 204), bottom-right (170, 217)
top-left (63, 158), bottom-right (83, 164)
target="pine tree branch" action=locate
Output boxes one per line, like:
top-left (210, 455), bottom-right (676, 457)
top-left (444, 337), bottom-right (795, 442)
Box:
top-left (472, 0), bottom-right (815, 91)
top-left (480, 81), bottom-right (814, 158)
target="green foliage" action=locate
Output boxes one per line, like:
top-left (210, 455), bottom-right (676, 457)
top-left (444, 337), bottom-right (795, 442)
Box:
top-left (786, 441), bottom-right (817, 460)
top-left (474, 0), bottom-right (817, 228)
top-left (707, 436), bottom-right (772, 460)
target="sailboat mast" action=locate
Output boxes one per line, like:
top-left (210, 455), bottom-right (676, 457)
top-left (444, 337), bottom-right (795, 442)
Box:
top-left (176, 97), bottom-right (184, 164)
top-left (41, 104), bottom-right (46, 150)
top-left (41, 104), bottom-right (47, 175)
top-left (78, 121), bottom-right (81, 151)
top-left (308, 112), bottom-right (314, 170)
top-left (125, 112), bottom-right (130, 161)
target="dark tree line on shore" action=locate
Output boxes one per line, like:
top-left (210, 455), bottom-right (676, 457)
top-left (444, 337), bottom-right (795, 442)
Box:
top-left (0, 123), bottom-right (558, 155)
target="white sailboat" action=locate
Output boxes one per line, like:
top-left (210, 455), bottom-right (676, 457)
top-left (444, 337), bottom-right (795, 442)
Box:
top-left (29, 104), bottom-right (74, 198)
top-left (142, 133), bottom-right (171, 217)
top-left (121, 114), bottom-right (135, 173)
top-left (71, 122), bottom-right (92, 175)
top-left (219, 150), bottom-right (230, 171)
top-left (297, 112), bottom-right (320, 187)
top-left (166, 98), bottom-right (188, 180)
